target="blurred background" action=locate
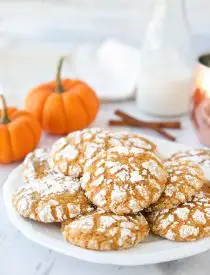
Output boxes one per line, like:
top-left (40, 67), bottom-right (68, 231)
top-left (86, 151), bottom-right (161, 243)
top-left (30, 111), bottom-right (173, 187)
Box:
top-left (0, 0), bottom-right (210, 105)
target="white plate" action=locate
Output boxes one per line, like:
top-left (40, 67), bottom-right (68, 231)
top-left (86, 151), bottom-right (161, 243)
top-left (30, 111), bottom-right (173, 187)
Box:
top-left (3, 136), bottom-right (210, 266)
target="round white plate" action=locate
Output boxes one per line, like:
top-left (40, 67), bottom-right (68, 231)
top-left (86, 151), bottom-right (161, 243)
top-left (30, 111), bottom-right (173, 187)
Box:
top-left (3, 136), bottom-right (210, 266)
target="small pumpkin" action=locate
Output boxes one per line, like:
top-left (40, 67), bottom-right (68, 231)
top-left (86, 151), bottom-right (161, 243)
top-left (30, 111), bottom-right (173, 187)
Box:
top-left (0, 95), bottom-right (42, 164)
top-left (25, 57), bottom-right (100, 135)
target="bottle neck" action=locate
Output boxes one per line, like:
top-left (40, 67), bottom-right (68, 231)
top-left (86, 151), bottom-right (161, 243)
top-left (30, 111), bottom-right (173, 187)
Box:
top-left (143, 0), bottom-right (191, 51)
top-left (154, 0), bottom-right (184, 11)
top-left (153, 0), bottom-right (186, 23)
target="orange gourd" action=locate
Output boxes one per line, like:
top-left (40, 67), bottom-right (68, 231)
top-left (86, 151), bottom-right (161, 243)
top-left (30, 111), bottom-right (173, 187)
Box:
top-left (0, 95), bottom-right (42, 164)
top-left (25, 57), bottom-right (100, 135)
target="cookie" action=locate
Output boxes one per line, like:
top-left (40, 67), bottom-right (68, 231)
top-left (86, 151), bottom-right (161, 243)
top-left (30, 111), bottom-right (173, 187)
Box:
top-left (49, 128), bottom-right (108, 177)
top-left (82, 146), bottom-right (167, 214)
top-left (13, 173), bottom-right (93, 223)
top-left (146, 160), bottom-right (205, 212)
top-left (49, 128), bottom-right (158, 177)
top-left (22, 148), bottom-right (49, 183)
top-left (170, 149), bottom-right (210, 168)
top-left (170, 149), bottom-right (210, 180)
top-left (108, 131), bottom-right (157, 152)
top-left (61, 211), bottom-right (149, 250)
top-left (147, 192), bottom-right (210, 241)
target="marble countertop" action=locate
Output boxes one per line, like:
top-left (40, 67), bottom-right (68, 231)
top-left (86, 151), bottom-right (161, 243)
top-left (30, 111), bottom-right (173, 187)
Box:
top-left (0, 101), bottom-right (209, 275)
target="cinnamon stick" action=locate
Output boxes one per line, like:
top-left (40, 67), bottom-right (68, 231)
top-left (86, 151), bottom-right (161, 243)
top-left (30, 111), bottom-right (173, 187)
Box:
top-left (115, 110), bottom-right (181, 129)
top-left (155, 127), bottom-right (176, 142)
top-left (109, 120), bottom-right (176, 141)
top-left (108, 109), bottom-right (179, 142)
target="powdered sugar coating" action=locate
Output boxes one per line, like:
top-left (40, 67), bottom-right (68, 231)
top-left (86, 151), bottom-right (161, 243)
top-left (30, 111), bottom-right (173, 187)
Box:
top-left (61, 211), bottom-right (149, 250)
top-left (146, 160), bottom-right (205, 212)
top-left (170, 149), bottom-right (210, 169)
top-left (13, 173), bottom-right (93, 223)
top-left (170, 149), bottom-right (210, 181)
top-left (147, 192), bottom-right (210, 241)
top-left (49, 128), bottom-right (158, 177)
top-left (82, 147), bottom-right (167, 214)
top-left (22, 148), bottom-right (50, 183)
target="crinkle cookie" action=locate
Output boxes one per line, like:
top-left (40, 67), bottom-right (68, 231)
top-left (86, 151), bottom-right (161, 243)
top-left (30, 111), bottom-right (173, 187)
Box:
top-left (22, 148), bottom-right (50, 183)
top-left (82, 146), bottom-right (167, 214)
top-left (147, 192), bottom-right (210, 241)
top-left (108, 131), bottom-right (157, 152)
top-left (13, 173), bottom-right (93, 223)
top-left (146, 160), bottom-right (205, 212)
top-left (170, 149), bottom-right (210, 180)
top-left (61, 211), bottom-right (149, 250)
top-left (170, 149), bottom-right (210, 168)
top-left (49, 128), bottom-right (158, 177)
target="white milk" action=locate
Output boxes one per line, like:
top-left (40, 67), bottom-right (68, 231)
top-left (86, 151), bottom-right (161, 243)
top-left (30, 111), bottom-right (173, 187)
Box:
top-left (136, 0), bottom-right (193, 116)
top-left (137, 77), bottom-right (191, 116)
top-left (136, 50), bottom-right (192, 116)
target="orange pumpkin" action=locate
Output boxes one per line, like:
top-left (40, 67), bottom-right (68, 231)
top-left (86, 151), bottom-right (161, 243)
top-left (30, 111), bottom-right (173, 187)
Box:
top-left (25, 57), bottom-right (100, 135)
top-left (0, 95), bottom-right (42, 164)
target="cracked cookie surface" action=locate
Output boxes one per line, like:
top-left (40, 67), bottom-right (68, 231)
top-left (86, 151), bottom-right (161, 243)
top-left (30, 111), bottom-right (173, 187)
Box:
top-left (147, 192), bottom-right (210, 241)
top-left (49, 128), bottom-right (158, 178)
top-left (13, 173), bottom-right (93, 223)
top-left (22, 148), bottom-right (50, 183)
top-left (82, 146), bottom-right (167, 214)
top-left (170, 149), bottom-right (210, 169)
top-left (62, 211), bottom-right (149, 250)
top-left (146, 160), bottom-right (205, 212)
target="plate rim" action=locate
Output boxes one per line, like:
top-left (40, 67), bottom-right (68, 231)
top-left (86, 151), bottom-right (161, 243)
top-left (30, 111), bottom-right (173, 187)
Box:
top-left (3, 135), bottom-right (210, 266)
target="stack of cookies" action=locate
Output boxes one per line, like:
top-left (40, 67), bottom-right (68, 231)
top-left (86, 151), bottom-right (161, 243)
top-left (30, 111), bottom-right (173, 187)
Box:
top-left (12, 128), bottom-right (210, 250)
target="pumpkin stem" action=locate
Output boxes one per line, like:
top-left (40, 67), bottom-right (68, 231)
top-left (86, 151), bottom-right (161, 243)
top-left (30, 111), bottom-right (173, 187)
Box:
top-left (0, 94), bottom-right (11, 124)
top-left (55, 56), bottom-right (65, 94)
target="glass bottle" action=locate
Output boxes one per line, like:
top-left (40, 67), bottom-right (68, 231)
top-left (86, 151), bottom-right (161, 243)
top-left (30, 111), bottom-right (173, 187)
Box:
top-left (136, 0), bottom-right (193, 116)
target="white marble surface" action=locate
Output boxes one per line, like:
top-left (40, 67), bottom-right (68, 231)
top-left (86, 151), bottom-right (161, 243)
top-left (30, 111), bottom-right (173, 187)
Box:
top-left (0, 101), bottom-right (210, 275)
